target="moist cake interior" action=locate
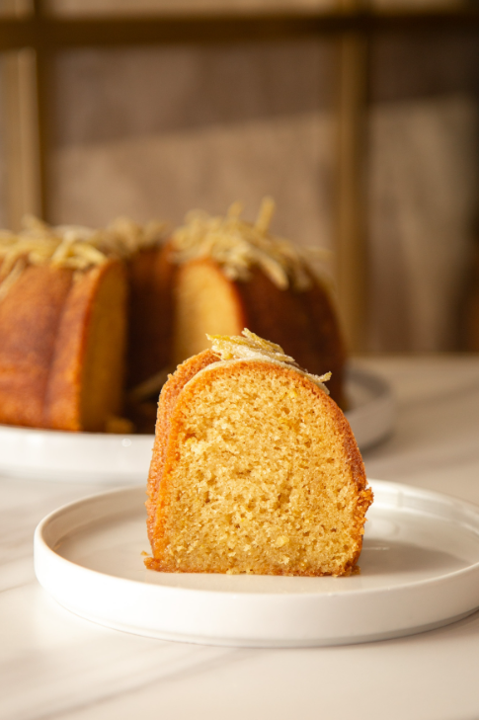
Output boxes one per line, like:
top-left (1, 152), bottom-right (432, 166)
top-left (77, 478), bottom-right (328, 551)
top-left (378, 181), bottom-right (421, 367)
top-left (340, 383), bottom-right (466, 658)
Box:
top-left (153, 363), bottom-right (364, 576)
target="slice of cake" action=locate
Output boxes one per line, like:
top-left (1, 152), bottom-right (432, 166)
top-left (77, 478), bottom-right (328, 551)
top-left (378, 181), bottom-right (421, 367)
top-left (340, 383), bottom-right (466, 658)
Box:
top-left (145, 330), bottom-right (372, 577)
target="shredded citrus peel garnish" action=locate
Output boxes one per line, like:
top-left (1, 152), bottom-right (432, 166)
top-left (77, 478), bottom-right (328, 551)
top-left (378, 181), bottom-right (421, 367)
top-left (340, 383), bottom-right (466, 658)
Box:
top-left (171, 198), bottom-right (330, 292)
top-left (0, 215), bottom-right (167, 301)
top-left (207, 329), bottom-right (331, 394)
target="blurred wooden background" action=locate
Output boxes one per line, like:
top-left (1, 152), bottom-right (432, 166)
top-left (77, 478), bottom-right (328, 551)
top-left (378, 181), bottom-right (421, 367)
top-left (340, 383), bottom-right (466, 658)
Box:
top-left (1, 0), bottom-right (478, 354)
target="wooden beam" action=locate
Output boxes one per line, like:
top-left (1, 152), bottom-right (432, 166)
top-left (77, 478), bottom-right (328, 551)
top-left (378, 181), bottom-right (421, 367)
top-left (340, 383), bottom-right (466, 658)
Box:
top-left (333, 0), bottom-right (370, 353)
top-left (1, 49), bottom-right (41, 230)
top-left (0, 9), bottom-right (478, 52)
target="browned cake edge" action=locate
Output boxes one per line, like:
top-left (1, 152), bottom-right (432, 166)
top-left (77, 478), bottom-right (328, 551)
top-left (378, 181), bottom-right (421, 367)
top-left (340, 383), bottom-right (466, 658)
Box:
top-left (44, 260), bottom-right (127, 431)
top-left (145, 349), bottom-right (219, 544)
top-left (0, 265), bottom-right (74, 428)
top-left (0, 259), bottom-right (127, 431)
top-left (234, 268), bottom-right (347, 407)
top-left (127, 243), bottom-right (176, 389)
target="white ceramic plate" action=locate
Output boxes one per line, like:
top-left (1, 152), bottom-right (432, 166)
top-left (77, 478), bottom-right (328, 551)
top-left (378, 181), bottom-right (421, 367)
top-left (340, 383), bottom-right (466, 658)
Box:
top-left (34, 479), bottom-right (479, 647)
top-left (0, 367), bottom-right (395, 484)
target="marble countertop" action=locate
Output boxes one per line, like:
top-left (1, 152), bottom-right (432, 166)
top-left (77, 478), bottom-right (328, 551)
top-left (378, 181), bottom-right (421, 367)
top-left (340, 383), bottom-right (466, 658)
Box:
top-left (2, 355), bottom-right (479, 720)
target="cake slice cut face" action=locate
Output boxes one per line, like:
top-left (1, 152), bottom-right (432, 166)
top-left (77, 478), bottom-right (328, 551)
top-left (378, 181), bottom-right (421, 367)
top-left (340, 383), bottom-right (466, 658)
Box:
top-left (146, 332), bottom-right (372, 577)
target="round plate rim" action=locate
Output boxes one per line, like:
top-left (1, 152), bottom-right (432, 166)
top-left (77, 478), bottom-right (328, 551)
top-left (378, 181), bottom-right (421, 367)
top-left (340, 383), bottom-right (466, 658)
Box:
top-left (33, 479), bottom-right (479, 647)
top-left (34, 479), bottom-right (479, 598)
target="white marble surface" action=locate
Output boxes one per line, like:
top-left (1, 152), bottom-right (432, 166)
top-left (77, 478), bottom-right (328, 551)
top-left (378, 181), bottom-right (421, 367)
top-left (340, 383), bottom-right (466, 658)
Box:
top-left (2, 355), bottom-right (479, 720)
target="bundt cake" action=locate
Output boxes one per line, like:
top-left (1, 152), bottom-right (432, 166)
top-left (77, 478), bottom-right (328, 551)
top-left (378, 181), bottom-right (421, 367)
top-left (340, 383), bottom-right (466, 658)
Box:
top-left (0, 199), bottom-right (346, 433)
top-left (145, 330), bottom-right (372, 577)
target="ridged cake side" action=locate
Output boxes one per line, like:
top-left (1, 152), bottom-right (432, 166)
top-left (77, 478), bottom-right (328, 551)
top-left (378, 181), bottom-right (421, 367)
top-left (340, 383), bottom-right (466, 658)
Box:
top-left (0, 259), bottom-right (127, 431)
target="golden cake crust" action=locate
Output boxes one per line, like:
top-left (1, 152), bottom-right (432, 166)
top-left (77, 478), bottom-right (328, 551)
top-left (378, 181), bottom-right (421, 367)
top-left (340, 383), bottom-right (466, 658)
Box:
top-left (0, 259), bottom-right (127, 431)
top-left (0, 264), bottom-right (75, 428)
top-left (233, 267), bottom-right (346, 406)
top-left (146, 349), bottom-right (218, 543)
top-left (127, 244), bottom-right (176, 389)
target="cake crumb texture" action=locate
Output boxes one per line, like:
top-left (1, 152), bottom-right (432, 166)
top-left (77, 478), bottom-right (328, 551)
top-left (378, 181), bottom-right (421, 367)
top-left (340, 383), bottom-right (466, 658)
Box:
top-left (146, 356), bottom-right (372, 577)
